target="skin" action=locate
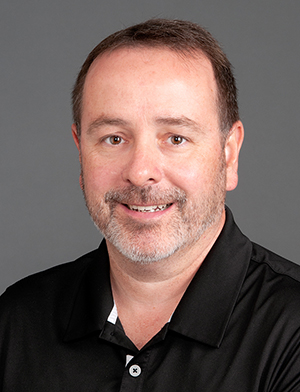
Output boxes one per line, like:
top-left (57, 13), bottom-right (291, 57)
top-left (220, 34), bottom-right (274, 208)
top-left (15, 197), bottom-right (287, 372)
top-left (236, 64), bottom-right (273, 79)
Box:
top-left (72, 47), bottom-right (244, 348)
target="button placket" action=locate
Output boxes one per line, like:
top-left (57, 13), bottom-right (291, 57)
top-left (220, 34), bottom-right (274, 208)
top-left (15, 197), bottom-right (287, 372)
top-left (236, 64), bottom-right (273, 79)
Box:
top-left (119, 348), bottom-right (151, 391)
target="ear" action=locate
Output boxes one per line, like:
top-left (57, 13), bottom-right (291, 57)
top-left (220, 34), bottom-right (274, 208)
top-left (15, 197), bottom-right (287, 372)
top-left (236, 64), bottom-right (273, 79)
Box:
top-left (72, 123), bottom-right (80, 152)
top-left (71, 123), bottom-right (84, 190)
top-left (224, 120), bottom-right (244, 191)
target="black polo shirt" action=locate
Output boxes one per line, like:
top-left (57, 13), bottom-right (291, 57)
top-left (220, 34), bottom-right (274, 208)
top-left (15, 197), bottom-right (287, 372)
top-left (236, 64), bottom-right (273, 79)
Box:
top-left (1, 208), bottom-right (300, 391)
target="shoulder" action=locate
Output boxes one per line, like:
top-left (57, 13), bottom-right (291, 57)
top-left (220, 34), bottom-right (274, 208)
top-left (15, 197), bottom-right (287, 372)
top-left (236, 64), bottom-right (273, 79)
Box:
top-left (237, 244), bottom-right (300, 391)
top-left (250, 242), bottom-right (300, 294)
top-left (245, 242), bottom-right (300, 321)
top-left (251, 242), bottom-right (300, 282)
top-left (0, 248), bottom-right (100, 319)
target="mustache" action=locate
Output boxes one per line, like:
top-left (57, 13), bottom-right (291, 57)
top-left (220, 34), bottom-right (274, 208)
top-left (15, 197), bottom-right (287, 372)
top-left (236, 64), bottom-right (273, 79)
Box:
top-left (104, 185), bottom-right (187, 207)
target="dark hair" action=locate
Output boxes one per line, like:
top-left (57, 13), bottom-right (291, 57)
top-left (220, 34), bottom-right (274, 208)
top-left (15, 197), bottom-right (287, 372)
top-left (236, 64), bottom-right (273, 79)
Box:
top-left (72, 19), bottom-right (239, 137)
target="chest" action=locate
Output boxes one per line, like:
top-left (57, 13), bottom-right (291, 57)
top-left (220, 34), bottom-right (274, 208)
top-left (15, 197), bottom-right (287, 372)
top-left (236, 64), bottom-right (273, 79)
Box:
top-left (3, 326), bottom-right (282, 392)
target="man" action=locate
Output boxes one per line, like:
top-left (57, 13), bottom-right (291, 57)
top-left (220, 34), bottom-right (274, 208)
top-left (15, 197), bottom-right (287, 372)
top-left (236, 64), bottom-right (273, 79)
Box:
top-left (1, 19), bottom-right (300, 391)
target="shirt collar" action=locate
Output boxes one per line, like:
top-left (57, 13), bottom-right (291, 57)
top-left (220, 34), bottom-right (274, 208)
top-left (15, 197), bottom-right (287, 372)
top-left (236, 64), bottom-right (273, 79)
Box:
top-left (63, 241), bottom-right (113, 342)
top-left (169, 207), bottom-right (252, 347)
top-left (64, 207), bottom-right (252, 347)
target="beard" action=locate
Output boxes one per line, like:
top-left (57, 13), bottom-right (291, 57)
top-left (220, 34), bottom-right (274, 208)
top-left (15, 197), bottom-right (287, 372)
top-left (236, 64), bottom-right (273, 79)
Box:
top-left (81, 153), bottom-right (226, 264)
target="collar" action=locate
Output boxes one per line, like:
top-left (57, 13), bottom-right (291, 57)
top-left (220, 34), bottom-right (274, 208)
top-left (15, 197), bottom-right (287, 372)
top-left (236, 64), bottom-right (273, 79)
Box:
top-left (64, 207), bottom-right (252, 347)
top-left (169, 207), bottom-right (252, 347)
top-left (63, 241), bottom-right (113, 342)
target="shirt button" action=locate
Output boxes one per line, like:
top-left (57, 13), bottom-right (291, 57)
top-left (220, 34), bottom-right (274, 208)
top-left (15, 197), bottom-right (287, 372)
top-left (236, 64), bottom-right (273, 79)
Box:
top-left (129, 364), bottom-right (142, 377)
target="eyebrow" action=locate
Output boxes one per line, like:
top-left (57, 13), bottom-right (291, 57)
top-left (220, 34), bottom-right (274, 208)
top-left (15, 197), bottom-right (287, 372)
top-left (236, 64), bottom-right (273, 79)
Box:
top-left (154, 116), bottom-right (201, 131)
top-left (86, 115), bottom-right (202, 135)
top-left (87, 116), bottom-right (130, 135)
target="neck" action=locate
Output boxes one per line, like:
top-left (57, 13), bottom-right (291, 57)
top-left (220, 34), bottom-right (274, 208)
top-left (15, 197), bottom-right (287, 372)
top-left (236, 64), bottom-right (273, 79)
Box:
top-left (107, 211), bottom-right (225, 349)
top-left (107, 210), bottom-right (225, 330)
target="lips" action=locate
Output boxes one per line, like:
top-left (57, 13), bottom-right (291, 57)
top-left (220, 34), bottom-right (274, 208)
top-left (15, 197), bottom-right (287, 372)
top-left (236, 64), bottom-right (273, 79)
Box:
top-left (127, 203), bottom-right (172, 213)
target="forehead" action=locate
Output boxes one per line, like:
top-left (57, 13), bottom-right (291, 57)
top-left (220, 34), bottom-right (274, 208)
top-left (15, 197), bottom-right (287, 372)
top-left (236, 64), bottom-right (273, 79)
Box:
top-left (85, 46), bottom-right (216, 93)
top-left (81, 47), bottom-right (219, 130)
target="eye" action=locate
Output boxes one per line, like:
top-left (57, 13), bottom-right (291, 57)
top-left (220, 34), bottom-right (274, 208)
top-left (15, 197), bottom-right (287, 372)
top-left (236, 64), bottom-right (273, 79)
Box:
top-left (168, 135), bottom-right (186, 145)
top-left (104, 135), bottom-right (124, 145)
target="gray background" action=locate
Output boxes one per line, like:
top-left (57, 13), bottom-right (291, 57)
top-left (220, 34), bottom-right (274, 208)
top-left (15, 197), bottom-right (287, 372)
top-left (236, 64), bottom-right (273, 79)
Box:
top-left (1, 0), bottom-right (299, 294)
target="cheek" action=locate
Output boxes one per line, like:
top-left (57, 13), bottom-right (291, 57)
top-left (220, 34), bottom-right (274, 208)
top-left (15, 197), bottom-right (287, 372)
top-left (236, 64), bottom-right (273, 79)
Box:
top-left (165, 160), bottom-right (207, 195)
top-left (165, 151), bottom-right (223, 196)
top-left (81, 156), bottom-right (121, 194)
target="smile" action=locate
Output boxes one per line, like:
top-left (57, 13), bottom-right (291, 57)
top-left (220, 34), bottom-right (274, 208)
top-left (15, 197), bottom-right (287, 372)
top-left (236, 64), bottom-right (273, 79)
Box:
top-left (127, 203), bottom-right (172, 213)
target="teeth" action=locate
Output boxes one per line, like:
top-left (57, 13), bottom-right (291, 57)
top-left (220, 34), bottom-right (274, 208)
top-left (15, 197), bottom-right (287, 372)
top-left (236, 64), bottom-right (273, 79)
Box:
top-left (128, 204), bottom-right (171, 213)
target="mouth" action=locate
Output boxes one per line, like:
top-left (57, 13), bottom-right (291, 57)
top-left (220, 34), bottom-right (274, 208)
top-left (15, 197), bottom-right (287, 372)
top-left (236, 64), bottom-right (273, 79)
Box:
top-left (126, 203), bottom-right (172, 213)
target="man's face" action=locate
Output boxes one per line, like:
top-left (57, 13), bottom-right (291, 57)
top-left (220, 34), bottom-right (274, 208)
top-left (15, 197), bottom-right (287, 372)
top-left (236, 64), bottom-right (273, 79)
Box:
top-left (73, 48), bottom-right (242, 263)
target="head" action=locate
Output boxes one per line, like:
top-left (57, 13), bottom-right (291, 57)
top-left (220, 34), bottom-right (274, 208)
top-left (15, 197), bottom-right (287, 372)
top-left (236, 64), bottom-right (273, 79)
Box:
top-left (72, 19), bottom-right (244, 264)
top-left (72, 18), bottom-right (239, 142)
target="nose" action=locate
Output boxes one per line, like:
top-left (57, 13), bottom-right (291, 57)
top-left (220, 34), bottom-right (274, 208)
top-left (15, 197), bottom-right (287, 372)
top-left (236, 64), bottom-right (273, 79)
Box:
top-left (121, 142), bottom-right (163, 187)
